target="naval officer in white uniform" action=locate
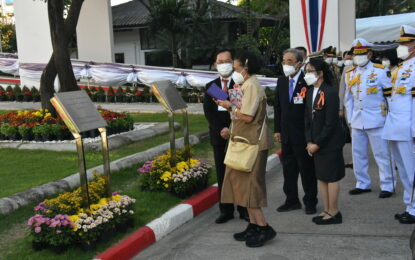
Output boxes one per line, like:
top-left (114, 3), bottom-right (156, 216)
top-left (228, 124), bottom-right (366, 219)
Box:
top-left (383, 25), bottom-right (415, 224)
top-left (344, 38), bottom-right (395, 198)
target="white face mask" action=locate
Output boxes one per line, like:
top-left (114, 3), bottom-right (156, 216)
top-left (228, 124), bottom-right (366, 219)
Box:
top-left (382, 59), bottom-right (391, 67)
top-left (324, 58), bottom-right (333, 64)
top-left (231, 70), bottom-right (245, 85)
top-left (353, 55), bottom-right (369, 67)
top-left (283, 64), bottom-right (296, 77)
top-left (397, 45), bottom-right (410, 60)
top-left (304, 73), bottom-right (318, 86)
top-left (344, 60), bottom-right (353, 66)
top-left (337, 61), bottom-right (344, 67)
top-left (216, 63), bottom-right (233, 77)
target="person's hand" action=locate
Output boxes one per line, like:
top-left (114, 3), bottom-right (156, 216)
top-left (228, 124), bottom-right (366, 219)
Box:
top-left (339, 110), bottom-right (344, 118)
top-left (274, 133), bottom-right (281, 143)
top-left (214, 99), bottom-right (231, 109)
top-left (220, 127), bottom-right (230, 140)
top-left (306, 143), bottom-right (320, 157)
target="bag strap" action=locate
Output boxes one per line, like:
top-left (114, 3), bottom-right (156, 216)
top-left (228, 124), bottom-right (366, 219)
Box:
top-left (229, 115), bottom-right (267, 144)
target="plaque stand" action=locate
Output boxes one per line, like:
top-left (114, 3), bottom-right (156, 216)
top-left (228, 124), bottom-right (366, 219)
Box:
top-left (50, 90), bottom-right (112, 212)
top-left (150, 81), bottom-right (190, 167)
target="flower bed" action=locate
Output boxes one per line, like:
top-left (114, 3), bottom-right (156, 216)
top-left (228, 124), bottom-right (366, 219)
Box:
top-left (27, 175), bottom-right (136, 253)
top-left (0, 108), bottom-right (134, 141)
top-left (138, 149), bottom-right (211, 198)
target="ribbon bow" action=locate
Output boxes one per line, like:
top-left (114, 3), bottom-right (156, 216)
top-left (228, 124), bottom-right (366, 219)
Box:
top-left (316, 91), bottom-right (325, 109)
top-left (299, 87), bottom-right (307, 99)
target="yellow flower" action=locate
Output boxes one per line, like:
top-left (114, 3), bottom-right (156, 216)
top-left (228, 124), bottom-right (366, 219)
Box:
top-left (164, 184), bottom-right (169, 188)
top-left (90, 203), bottom-right (101, 211)
top-left (98, 198), bottom-right (108, 205)
top-left (68, 215), bottom-right (79, 222)
top-left (161, 171), bottom-right (172, 181)
top-left (395, 86), bottom-right (407, 95)
top-left (190, 159), bottom-right (199, 168)
top-left (112, 195), bottom-right (121, 202)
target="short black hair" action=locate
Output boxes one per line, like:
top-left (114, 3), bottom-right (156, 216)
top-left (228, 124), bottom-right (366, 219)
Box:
top-left (214, 49), bottom-right (234, 62)
top-left (305, 57), bottom-right (334, 85)
top-left (234, 50), bottom-right (262, 75)
top-left (295, 46), bottom-right (307, 56)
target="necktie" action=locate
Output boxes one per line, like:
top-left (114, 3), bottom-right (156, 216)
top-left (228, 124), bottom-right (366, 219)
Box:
top-left (222, 79), bottom-right (229, 93)
top-left (289, 78), bottom-right (295, 102)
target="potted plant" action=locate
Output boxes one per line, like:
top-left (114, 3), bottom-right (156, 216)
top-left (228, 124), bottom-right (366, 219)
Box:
top-left (106, 87), bottom-right (115, 103)
top-left (1, 124), bottom-right (18, 140)
top-left (49, 124), bottom-right (63, 141)
top-left (14, 85), bottom-right (23, 102)
top-left (124, 86), bottom-right (132, 103)
top-left (0, 86), bottom-right (6, 101)
top-left (22, 86), bottom-right (33, 102)
top-left (31, 87), bottom-right (40, 102)
top-left (96, 87), bottom-right (105, 102)
top-left (5, 85), bottom-right (14, 101)
top-left (115, 87), bottom-right (124, 103)
top-left (18, 124), bottom-right (32, 141)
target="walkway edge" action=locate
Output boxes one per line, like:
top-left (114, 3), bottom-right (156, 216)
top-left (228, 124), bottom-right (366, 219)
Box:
top-left (94, 150), bottom-right (281, 260)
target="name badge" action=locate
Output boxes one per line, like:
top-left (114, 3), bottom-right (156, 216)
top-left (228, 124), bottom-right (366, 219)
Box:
top-left (293, 94), bottom-right (304, 104)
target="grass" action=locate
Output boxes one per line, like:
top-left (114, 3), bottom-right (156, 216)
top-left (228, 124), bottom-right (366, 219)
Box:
top-left (0, 140), bottom-right (216, 260)
top-left (0, 113), bottom-right (209, 198)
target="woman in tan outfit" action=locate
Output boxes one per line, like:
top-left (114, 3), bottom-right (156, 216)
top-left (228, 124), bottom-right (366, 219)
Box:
top-left (215, 51), bottom-right (276, 248)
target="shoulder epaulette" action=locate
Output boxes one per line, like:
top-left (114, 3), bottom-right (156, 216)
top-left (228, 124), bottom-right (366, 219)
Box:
top-left (373, 63), bottom-right (386, 69)
top-left (345, 66), bottom-right (355, 73)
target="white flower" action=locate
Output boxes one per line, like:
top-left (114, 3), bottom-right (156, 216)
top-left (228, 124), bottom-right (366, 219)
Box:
top-left (122, 209), bottom-right (127, 214)
top-left (103, 218), bottom-right (108, 223)
top-left (91, 223), bottom-right (96, 228)
top-left (129, 210), bottom-right (134, 214)
top-left (82, 225), bottom-right (87, 229)
top-left (183, 177), bottom-right (188, 182)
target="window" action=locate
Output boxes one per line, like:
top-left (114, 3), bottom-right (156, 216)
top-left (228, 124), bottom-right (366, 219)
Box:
top-left (115, 53), bottom-right (125, 63)
top-left (140, 28), bottom-right (163, 50)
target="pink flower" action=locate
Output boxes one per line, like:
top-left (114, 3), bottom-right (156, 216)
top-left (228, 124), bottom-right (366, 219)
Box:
top-left (56, 230), bottom-right (62, 234)
top-left (34, 227), bottom-right (41, 233)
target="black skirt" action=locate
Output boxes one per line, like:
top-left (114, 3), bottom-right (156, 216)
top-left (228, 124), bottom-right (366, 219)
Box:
top-left (314, 149), bottom-right (345, 183)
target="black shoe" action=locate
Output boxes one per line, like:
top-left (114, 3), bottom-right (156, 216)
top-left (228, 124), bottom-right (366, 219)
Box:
top-left (276, 202), bottom-right (302, 212)
top-left (379, 191), bottom-right (393, 198)
top-left (349, 188), bottom-right (372, 195)
top-left (315, 212), bottom-right (342, 225)
top-left (234, 223), bottom-right (257, 242)
top-left (399, 212), bottom-right (415, 224)
top-left (345, 163), bottom-right (353, 169)
top-left (305, 206), bottom-right (317, 215)
top-left (312, 211), bottom-right (329, 223)
top-left (395, 211), bottom-right (408, 220)
top-left (245, 224), bottom-right (277, 247)
top-left (239, 212), bottom-right (250, 222)
top-left (215, 213), bottom-right (234, 224)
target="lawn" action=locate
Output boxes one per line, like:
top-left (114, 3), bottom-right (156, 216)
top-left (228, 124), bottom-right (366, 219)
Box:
top-left (0, 113), bottom-right (209, 198)
top-left (0, 140), bottom-right (217, 260)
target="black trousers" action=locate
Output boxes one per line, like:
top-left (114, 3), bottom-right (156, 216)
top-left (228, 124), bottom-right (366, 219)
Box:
top-left (213, 144), bottom-right (247, 215)
top-left (281, 141), bottom-right (318, 208)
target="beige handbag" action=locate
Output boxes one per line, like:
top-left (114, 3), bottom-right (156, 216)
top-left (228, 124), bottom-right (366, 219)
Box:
top-left (224, 118), bottom-right (266, 172)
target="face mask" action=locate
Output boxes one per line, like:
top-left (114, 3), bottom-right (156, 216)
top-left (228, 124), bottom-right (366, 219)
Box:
top-left (397, 45), bottom-right (410, 60)
top-left (304, 73), bottom-right (318, 86)
top-left (337, 61), bottom-right (344, 67)
top-left (344, 60), bottom-right (353, 66)
top-left (353, 55), bottom-right (369, 67)
top-left (216, 63), bottom-right (233, 77)
top-left (382, 59), bottom-right (391, 67)
top-left (324, 58), bottom-right (333, 64)
top-left (332, 59), bottom-right (338, 65)
top-left (283, 64), bottom-right (296, 77)
top-left (232, 70), bottom-right (245, 85)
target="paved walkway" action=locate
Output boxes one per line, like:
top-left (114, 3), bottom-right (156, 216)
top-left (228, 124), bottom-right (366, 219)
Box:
top-left (133, 144), bottom-right (413, 260)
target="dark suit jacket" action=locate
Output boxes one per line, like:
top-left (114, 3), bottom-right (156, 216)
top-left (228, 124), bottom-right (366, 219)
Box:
top-left (203, 77), bottom-right (234, 146)
top-left (274, 72), bottom-right (310, 144)
top-left (304, 82), bottom-right (344, 152)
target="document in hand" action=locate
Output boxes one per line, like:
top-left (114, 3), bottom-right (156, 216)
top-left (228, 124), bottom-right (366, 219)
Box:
top-left (206, 83), bottom-right (229, 100)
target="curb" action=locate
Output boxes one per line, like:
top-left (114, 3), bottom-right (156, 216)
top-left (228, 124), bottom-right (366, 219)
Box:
top-left (94, 186), bottom-right (219, 260)
top-left (94, 152), bottom-right (281, 260)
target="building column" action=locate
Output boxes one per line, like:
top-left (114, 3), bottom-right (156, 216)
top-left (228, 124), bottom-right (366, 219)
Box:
top-left (289, 0), bottom-right (355, 53)
top-left (76, 0), bottom-right (114, 62)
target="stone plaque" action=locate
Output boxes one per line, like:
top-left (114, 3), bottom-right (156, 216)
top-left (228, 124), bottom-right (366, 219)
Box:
top-left (51, 90), bottom-right (107, 133)
top-left (151, 80), bottom-right (187, 112)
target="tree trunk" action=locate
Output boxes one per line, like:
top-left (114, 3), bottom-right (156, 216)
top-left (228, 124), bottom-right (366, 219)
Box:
top-left (246, 0), bottom-right (253, 36)
top-left (172, 34), bottom-right (178, 68)
top-left (40, 0), bottom-right (85, 111)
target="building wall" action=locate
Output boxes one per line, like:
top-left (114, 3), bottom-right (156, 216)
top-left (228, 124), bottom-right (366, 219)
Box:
top-left (113, 29), bottom-right (143, 65)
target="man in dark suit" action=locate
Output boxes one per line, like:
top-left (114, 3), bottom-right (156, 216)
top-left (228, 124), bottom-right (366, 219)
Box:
top-left (203, 49), bottom-right (248, 224)
top-left (274, 48), bottom-right (318, 215)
